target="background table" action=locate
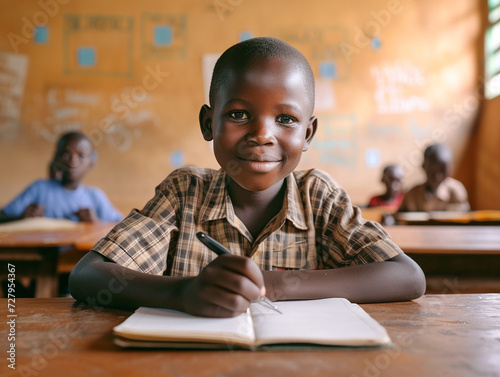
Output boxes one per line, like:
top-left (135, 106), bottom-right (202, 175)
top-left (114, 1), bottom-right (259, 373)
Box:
top-left (385, 225), bottom-right (500, 293)
top-left (0, 222), bottom-right (116, 297)
top-left (2, 294), bottom-right (499, 377)
top-left (384, 225), bottom-right (500, 255)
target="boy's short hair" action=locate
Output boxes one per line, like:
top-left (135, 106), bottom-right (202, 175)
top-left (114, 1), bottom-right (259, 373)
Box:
top-left (55, 131), bottom-right (93, 156)
top-left (383, 164), bottom-right (402, 176)
top-left (423, 143), bottom-right (452, 163)
top-left (209, 37), bottom-right (315, 108)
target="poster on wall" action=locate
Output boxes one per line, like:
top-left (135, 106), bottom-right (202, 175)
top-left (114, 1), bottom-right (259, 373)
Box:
top-left (0, 51), bottom-right (29, 140)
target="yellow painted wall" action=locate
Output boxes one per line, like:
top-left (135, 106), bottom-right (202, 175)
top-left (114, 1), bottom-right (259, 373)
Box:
top-left (0, 0), bottom-right (483, 214)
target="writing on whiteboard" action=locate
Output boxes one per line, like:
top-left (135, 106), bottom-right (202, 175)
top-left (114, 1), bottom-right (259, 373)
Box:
top-left (0, 52), bottom-right (29, 140)
top-left (371, 61), bottom-right (431, 114)
top-left (34, 87), bottom-right (160, 152)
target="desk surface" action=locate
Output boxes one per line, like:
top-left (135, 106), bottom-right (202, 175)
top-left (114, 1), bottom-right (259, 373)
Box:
top-left (385, 225), bottom-right (500, 254)
top-left (0, 221), bottom-right (116, 248)
top-left (73, 223), bottom-right (500, 255)
top-left (3, 294), bottom-right (499, 377)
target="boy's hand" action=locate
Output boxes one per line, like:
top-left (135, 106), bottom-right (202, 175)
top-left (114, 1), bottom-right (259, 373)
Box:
top-left (22, 204), bottom-right (45, 218)
top-left (182, 255), bottom-right (264, 318)
top-left (75, 208), bottom-right (98, 222)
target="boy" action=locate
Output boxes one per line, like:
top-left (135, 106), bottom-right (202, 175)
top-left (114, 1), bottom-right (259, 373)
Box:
top-left (70, 37), bottom-right (425, 317)
top-left (0, 131), bottom-right (123, 223)
top-left (368, 164), bottom-right (405, 210)
top-left (398, 143), bottom-right (470, 212)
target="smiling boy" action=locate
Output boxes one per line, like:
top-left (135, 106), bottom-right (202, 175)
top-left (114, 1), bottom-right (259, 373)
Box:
top-left (70, 37), bottom-right (425, 317)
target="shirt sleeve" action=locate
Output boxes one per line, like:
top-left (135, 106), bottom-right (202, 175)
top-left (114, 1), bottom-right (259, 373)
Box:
top-left (1, 181), bottom-right (41, 217)
top-left (447, 179), bottom-right (470, 211)
top-left (88, 188), bottom-right (124, 222)
top-left (318, 184), bottom-right (402, 268)
top-left (91, 178), bottom-right (179, 275)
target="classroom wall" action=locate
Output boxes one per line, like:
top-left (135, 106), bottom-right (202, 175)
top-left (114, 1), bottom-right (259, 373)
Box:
top-left (0, 0), bottom-right (484, 214)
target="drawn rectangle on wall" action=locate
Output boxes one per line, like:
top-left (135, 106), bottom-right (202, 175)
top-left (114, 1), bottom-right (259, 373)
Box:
top-left (141, 13), bottom-right (187, 59)
top-left (64, 14), bottom-right (134, 77)
top-left (274, 27), bottom-right (350, 81)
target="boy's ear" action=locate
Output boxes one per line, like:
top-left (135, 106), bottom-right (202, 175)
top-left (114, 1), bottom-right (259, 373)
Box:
top-left (199, 105), bottom-right (214, 141)
top-left (302, 116), bottom-right (318, 152)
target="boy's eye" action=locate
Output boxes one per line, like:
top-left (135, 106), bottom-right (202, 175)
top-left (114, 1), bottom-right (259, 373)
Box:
top-left (277, 115), bottom-right (296, 124)
top-left (229, 111), bottom-right (248, 120)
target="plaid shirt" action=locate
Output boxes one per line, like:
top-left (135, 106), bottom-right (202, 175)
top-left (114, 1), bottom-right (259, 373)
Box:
top-left (94, 167), bottom-right (402, 276)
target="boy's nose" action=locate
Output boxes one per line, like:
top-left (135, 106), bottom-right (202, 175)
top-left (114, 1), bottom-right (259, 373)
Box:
top-left (67, 153), bottom-right (80, 166)
top-left (246, 118), bottom-right (276, 145)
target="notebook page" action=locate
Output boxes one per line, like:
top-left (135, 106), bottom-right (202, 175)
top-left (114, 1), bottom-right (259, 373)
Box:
top-left (113, 307), bottom-right (256, 346)
top-left (250, 298), bottom-right (391, 346)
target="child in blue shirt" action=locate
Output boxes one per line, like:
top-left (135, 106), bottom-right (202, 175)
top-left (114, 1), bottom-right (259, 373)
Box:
top-left (0, 132), bottom-right (123, 223)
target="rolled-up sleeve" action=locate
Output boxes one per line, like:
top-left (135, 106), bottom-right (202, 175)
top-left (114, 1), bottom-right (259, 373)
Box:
top-left (93, 180), bottom-right (179, 275)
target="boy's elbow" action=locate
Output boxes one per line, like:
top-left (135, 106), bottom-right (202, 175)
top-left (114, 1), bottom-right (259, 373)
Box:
top-left (68, 261), bottom-right (87, 302)
top-left (68, 251), bottom-right (101, 302)
top-left (399, 254), bottom-right (426, 300)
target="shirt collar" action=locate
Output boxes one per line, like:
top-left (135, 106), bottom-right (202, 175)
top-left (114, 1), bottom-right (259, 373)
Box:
top-left (199, 168), bottom-right (228, 223)
top-left (283, 173), bottom-right (308, 230)
top-left (199, 169), bottom-right (308, 231)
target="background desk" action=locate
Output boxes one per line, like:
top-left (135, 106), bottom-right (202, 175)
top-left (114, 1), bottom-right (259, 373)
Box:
top-left (2, 294), bottom-right (499, 377)
top-left (385, 225), bottom-right (500, 293)
top-left (0, 222), bottom-right (116, 297)
top-left (384, 225), bottom-right (500, 255)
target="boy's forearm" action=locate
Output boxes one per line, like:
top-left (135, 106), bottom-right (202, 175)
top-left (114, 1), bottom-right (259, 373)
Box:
top-left (69, 251), bottom-right (192, 311)
top-left (262, 254), bottom-right (425, 304)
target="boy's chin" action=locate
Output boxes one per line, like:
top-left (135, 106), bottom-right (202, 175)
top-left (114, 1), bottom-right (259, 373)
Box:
top-left (230, 176), bottom-right (284, 193)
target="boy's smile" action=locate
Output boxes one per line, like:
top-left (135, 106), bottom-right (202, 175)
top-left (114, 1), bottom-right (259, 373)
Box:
top-left (200, 56), bottom-right (317, 192)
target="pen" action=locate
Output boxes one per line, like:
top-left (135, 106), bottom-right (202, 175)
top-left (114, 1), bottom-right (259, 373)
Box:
top-left (196, 231), bottom-right (282, 314)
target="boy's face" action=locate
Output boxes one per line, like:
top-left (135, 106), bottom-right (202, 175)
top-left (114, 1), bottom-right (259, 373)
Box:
top-left (55, 137), bottom-right (94, 185)
top-left (382, 167), bottom-right (404, 195)
top-left (200, 57), bottom-right (317, 192)
top-left (423, 157), bottom-right (450, 190)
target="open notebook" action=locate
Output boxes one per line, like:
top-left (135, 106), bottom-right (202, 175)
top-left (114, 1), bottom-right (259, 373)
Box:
top-left (113, 298), bottom-right (391, 350)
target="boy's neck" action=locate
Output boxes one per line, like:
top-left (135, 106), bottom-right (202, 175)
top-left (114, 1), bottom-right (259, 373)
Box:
top-left (227, 178), bottom-right (286, 239)
top-left (61, 180), bottom-right (80, 191)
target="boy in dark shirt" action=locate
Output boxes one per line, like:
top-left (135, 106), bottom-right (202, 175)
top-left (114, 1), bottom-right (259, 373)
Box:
top-left (70, 37), bottom-right (425, 317)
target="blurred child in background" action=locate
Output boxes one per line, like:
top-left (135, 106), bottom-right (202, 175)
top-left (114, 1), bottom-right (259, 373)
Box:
top-left (0, 131), bottom-right (123, 223)
top-left (398, 143), bottom-right (469, 212)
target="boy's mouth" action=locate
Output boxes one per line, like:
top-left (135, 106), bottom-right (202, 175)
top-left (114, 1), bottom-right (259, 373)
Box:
top-left (237, 157), bottom-right (281, 173)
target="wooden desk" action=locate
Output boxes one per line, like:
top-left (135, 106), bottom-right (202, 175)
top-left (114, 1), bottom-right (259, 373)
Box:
top-left (3, 294), bottom-right (499, 377)
top-left (0, 222), bottom-right (116, 297)
top-left (384, 225), bottom-right (500, 255)
top-left (385, 225), bottom-right (500, 293)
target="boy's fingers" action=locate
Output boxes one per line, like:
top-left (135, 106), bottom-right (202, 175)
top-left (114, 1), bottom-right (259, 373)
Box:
top-left (213, 255), bottom-right (265, 290)
top-left (198, 285), bottom-right (250, 316)
top-left (207, 267), bottom-right (262, 302)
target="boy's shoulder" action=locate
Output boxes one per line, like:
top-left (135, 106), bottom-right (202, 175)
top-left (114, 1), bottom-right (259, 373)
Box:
top-left (292, 168), bottom-right (341, 191)
top-left (158, 167), bottom-right (220, 190)
top-left (164, 167), bottom-right (219, 183)
top-left (442, 176), bottom-right (466, 189)
top-left (28, 179), bottom-right (61, 191)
